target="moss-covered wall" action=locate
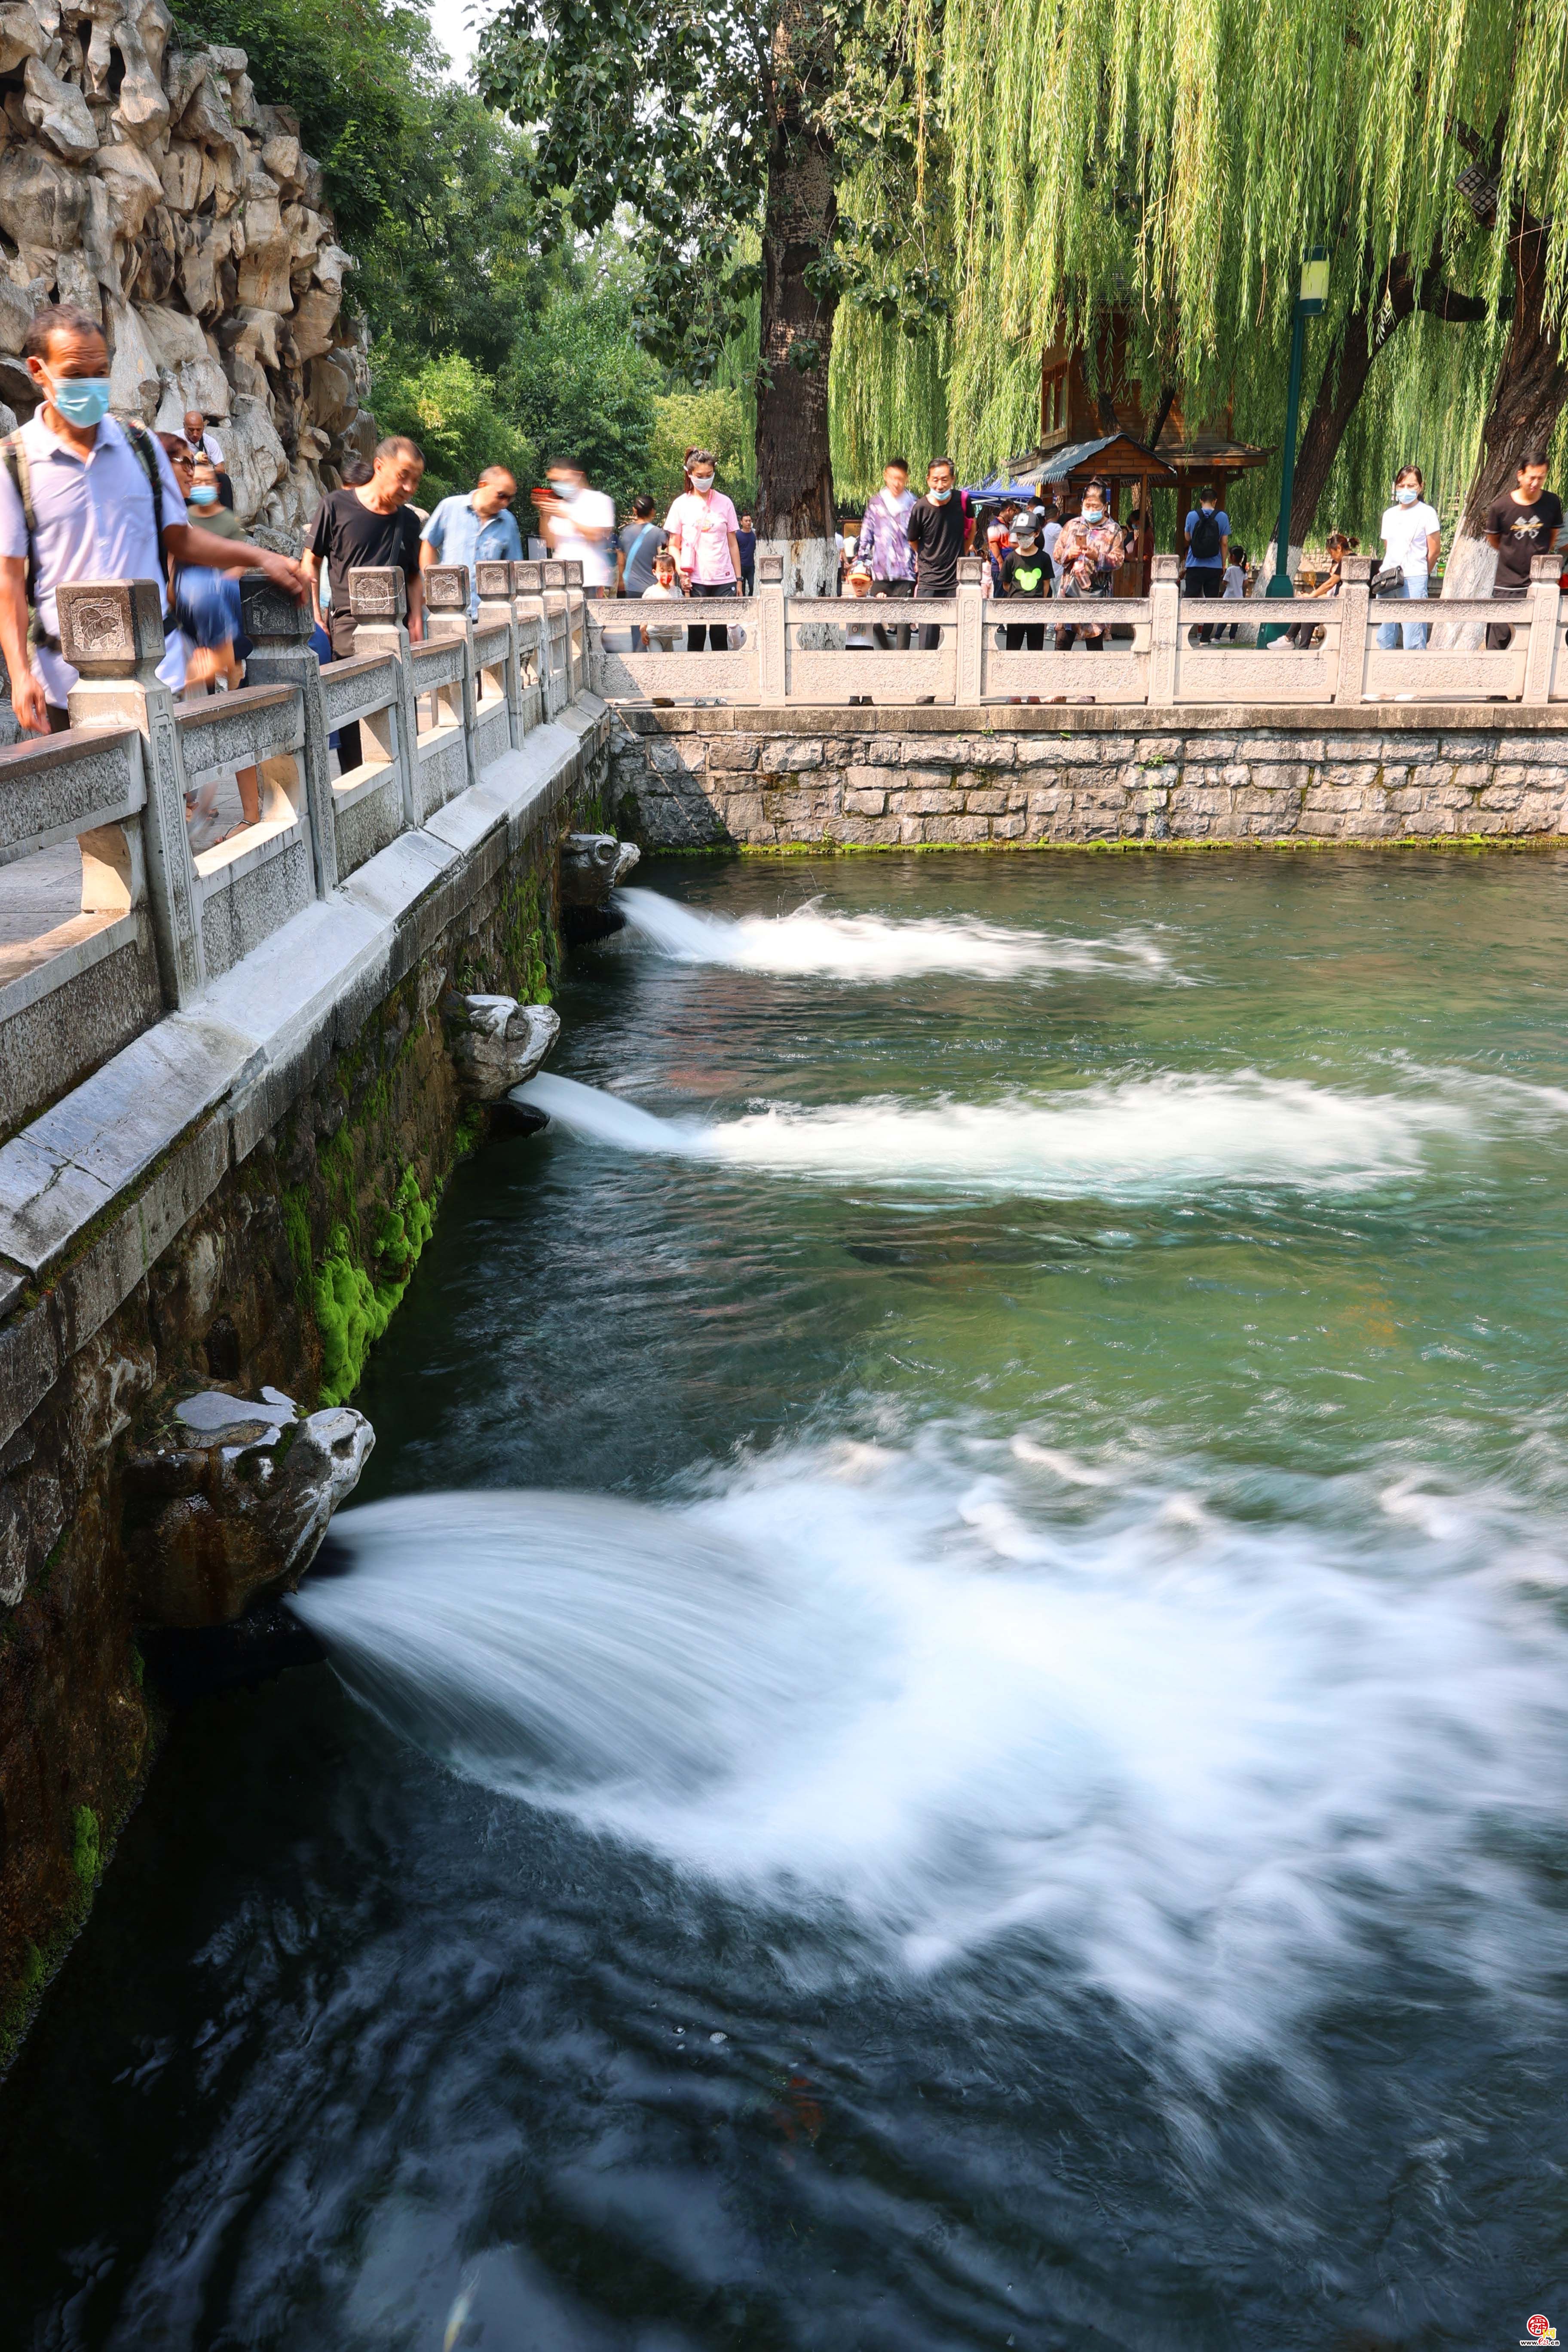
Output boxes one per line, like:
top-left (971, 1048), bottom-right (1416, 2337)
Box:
top-left (0, 784), bottom-right (590, 2072)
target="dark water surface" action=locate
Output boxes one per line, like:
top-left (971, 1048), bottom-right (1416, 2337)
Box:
top-left (6, 849), bottom-right (1568, 2350)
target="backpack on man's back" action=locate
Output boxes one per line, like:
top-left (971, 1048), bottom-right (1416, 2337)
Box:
top-left (1189, 508), bottom-right (1222, 562)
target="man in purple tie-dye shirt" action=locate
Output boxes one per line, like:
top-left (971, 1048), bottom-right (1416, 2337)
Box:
top-left (856, 457), bottom-right (916, 649)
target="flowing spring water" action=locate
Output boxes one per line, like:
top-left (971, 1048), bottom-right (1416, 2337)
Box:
top-left (6, 848), bottom-right (1568, 2351)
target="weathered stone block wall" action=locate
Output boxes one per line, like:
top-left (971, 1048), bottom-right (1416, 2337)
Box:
top-left (610, 706), bottom-right (1568, 851)
top-left (0, 745), bottom-right (610, 2067)
top-left (0, 0), bottom-right (371, 536)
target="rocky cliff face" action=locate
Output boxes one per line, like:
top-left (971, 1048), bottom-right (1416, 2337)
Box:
top-left (0, 0), bottom-right (372, 542)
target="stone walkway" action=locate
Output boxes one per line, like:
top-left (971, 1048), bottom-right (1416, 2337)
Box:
top-left (0, 769), bottom-right (257, 987)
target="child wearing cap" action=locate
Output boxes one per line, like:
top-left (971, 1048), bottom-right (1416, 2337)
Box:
top-left (844, 561), bottom-right (876, 700)
top-left (1000, 519), bottom-right (1053, 652)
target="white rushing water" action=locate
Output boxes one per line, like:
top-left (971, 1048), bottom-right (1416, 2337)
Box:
top-left (615, 886), bottom-right (1173, 982)
top-left (293, 1437), bottom-right (1568, 2070)
top-left (516, 1068), bottom-right (1466, 1197)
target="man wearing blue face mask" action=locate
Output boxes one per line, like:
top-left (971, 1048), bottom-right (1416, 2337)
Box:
top-left (906, 456), bottom-right (971, 659)
top-left (0, 304), bottom-right (306, 734)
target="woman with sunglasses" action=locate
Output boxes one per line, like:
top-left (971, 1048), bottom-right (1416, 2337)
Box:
top-left (418, 464), bottom-right (524, 618)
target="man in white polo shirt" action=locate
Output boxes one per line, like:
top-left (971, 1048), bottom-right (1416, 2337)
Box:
top-left (0, 305), bottom-right (305, 733)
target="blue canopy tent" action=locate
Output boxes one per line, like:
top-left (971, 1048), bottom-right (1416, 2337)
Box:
top-left (959, 469), bottom-right (1038, 499)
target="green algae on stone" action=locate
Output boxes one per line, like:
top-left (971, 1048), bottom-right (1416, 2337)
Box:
top-left (70, 1806), bottom-right (101, 1890)
top-left (315, 1168), bottom-right (439, 1406)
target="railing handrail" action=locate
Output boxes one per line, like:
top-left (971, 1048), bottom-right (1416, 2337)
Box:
top-left (588, 554), bottom-right (1566, 712)
top-left (0, 557), bottom-right (594, 1130)
top-left (173, 682), bottom-right (298, 733)
top-left (0, 725), bottom-right (144, 867)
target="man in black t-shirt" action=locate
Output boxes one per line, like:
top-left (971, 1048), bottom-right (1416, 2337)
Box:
top-left (1484, 451), bottom-right (1564, 649)
top-left (304, 434), bottom-right (426, 771)
top-left (906, 456), bottom-right (970, 655)
top-left (999, 521), bottom-right (1052, 652)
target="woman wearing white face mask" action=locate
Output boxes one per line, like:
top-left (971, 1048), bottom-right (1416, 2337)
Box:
top-left (1051, 479), bottom-right (1132, 651)
top-left (1376, 466), bottom-right (1441, 652)
top-left (664, 448), bottom-right (741, 653)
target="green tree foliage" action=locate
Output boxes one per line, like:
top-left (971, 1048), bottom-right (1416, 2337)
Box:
top-left (476, 0), bottom-right (948, 533)
top-left (501, 280), bottom-right (662, 511)
top-left (371, 350), bottom-right (533, 505)
top-left (353, 90), bottom-right (555, 372)
top-left (648, 388), bottom-right (757, 511)
top-left (925, 0), bottom-right (1568, 545)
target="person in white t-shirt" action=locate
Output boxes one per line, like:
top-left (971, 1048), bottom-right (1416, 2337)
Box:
top-left (1219, 543), bottom-right (1248, 640)
top-left (640, 547), bottom-right (686, 649)
top-left (1376, 464), bottom-right (1442, 651)
top-left (535, 459), bottom-right (615, 590)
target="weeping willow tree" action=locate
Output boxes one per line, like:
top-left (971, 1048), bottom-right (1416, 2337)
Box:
top-left (879, 0), bottom-right (1568, 574)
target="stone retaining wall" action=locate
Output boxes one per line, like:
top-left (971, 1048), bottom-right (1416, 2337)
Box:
top-left (610, 705), bottom-right (1568, 850)
top-left (0, 702), bottom-right (611, 2070)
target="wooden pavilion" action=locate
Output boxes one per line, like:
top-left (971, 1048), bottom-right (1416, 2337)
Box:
top-left (1034, 330), bottom-right (1273, 588)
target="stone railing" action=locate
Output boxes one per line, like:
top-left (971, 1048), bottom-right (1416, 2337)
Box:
top-left (0, 557), bottom-right (592, 1137)
top-left (588, 551), bottom-right (1568, 710)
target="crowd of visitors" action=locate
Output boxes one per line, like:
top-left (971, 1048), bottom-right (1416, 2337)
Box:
top-left (0, 291), bottom-right (1563, 842)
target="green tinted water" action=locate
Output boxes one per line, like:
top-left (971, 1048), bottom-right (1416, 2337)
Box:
top-left (4, 847), bottom-right (1568, 2351)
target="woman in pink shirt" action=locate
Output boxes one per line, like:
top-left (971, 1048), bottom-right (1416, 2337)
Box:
top-left (664, 447), bottom-right (742, 651)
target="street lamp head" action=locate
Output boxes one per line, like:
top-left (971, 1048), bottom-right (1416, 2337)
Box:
top-left (1298, 248), bottom-right (1329, 314)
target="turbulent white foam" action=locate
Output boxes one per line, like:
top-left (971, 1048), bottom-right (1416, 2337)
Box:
top-left (517, 1068), bottom-right (1458, 1198)
top-left (295, 1436), bottom-right (1568, 2066)
top-left (615, 885), bottom-right (1171, 982)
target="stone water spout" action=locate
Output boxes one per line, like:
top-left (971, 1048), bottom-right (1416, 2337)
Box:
top-left (560, 832), bottom-right (640, 906)
top-left (442, 993), bottom-right (560, 1102)
top-left (123, 1386), bottom-right (373, 1627)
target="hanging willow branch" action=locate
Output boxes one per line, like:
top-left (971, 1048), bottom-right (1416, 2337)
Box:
top-left (831, 0), bottom-right (1568, 534)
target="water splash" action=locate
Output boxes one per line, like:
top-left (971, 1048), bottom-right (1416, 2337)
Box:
top-left (615, 885), bottom-right (1171, 983)
top-left (516, 1068), bottom-right (1459, 1197)
top-left (293, 1434), bottom-right (1568, 2065)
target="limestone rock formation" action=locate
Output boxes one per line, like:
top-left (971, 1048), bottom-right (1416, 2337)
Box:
top-left (0, 0), bottom-right (371, 543)
top-left (442, 993), bottom-right (560, 1102)
top-left (123, 1384), bottom-right (374, 1625)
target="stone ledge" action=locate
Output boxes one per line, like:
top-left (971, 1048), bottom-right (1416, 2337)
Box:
top-left (0, 703), bottom-right (609, 1455)
top-left (612, 701), bottom-right (1568, 739)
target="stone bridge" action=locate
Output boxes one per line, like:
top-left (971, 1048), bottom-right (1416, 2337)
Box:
top-left (0, 555), bottom-right (611, 2058)
top-left (597, 551), bottom-right (1568, 850)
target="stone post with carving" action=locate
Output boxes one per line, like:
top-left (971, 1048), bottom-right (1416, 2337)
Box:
top-left (1333, 557), bottom-right (1373, 707)
top-left (346, 567), bottom-right (420, 828)
top-left (1148, 554), bottom-right (1181, 706)
top-left (560, 559), bottom-right (586, 697)
top-left (956, 556), bottom-right (986, 705)
top-left (239, 572), bottom-right (337, 898)
top-left (756, 551), bottom-right (787, 704)
top-left (475, 560), bottom-right (523, 746)
top-left (512, 560), bottom-right (553, 717)
top-left (421, 564), bottom-right (478, 790)
top-left (1523, 551), bottom-right (1563, 706)
top-left (60, 579), bottom-right (205, 1008)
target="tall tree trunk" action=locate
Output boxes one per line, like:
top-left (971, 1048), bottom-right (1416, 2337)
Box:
top-left (1456, 213), bottom-right (1568, 545)
top-left (1443, 212), bottom-right (1568, 603)
top-left (756, 121), bottom-right (838, 543)
top-left (1288, 300), bottom-right (1388, 546)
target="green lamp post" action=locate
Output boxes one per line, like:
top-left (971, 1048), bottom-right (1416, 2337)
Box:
top-left (1265, 246), bottom-right (1329, 601)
